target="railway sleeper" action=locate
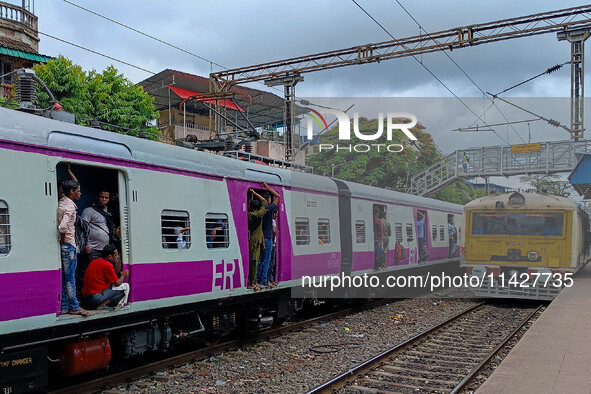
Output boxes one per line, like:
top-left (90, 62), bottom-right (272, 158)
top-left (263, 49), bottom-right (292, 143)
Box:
top-left (405, 349), bottom-right (482, 361)
top-left (421, 342), bottom-right (491, 352)
top-left (346, 385), bottom-right (381, 393)
top-left (420, 344), bottom-right (495, 355)
top-left (428, 337), bottom-right (491, 347)
top-left (382, 365), bottom-right (466, 380)
top-left (358, 377), bottom-right (450, 391)
top-left (399, 354), bottom-right (474, 366)
top-left (388, 360), bottom-right (471, 373)
top-left (370, 370), bottom-right (459, 386)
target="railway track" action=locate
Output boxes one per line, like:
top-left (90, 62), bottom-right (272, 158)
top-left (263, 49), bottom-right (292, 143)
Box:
top-left (308, 301), bottom-right (543, 394)
top-left (50, 300), bottom-right (391, 394)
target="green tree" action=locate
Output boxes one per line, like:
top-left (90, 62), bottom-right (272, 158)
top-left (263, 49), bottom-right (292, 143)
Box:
top-left (519, 174), bottom-right (573, 197)
top-left (306, 116), bottom-right (480, 204)
top-left (33, 56), bottom-right (158, 137)
top-left (307, 117), bottom-right (439, 188)
top-left (431, 182), bottom-right (485, 204)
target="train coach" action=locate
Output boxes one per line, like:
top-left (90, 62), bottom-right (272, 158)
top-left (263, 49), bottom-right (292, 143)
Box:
top-left (0, 106), bottom-right (462, 392)
top-left (461, 191), bottom-right (591, 300)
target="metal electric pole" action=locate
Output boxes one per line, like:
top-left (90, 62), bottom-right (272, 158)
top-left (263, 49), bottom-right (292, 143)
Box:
top-left (264, 74), bottom-right (304, 161)
top-left (558, 27), bottom-right (591, 141)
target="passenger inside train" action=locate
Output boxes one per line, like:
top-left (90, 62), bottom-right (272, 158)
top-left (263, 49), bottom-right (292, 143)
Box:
top-left (247, 188), bottom-right (267, 290)
top-left (81, 244), bottom-right (130, 310)
top-left (56, 162), bottom-right (123, 316)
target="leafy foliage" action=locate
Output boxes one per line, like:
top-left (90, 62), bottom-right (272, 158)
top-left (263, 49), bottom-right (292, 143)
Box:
top-left (519, 174), bottom-right (573, 197)
top-left (306, 116), bottom-right (481, 204)
top-left (431, 182), bottom-right (485, 204)
top-left (33, 56), bottom-right (158, 137)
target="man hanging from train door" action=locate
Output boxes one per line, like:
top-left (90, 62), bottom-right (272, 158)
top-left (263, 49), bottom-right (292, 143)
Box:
top-left (448, 215), bottom-right (458, 259)
top-left (256, 181), bottom-right (280, 289)
top-left (417, 210), bottom-right (428, 264)
top-left (373, 207), bottom-right (384, 269)
top-left (248, 189), bottom-right (267, 290)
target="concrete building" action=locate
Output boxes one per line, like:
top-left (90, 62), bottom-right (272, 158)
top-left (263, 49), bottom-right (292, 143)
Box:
top-left (0, 1), bottom-right (51, 98)
top-left (138, 69), bottom-right (307, 165)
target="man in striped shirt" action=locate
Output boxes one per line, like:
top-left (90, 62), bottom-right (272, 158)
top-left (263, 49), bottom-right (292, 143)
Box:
top-left (58, 180), bottom-right (91, 317)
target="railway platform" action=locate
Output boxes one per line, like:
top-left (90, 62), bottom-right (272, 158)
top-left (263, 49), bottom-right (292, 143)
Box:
top-left (477, 263), bottom-right (591, 393)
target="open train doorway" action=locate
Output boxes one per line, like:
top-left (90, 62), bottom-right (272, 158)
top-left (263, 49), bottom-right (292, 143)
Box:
top-left (245, 182), bottom-right (280, 290)
top-left (56, 162), bottom-right (128, 311)
top-left (416, 209), bottom-right (428, 264)
top-left (372, 204), bottom-right (388, 269)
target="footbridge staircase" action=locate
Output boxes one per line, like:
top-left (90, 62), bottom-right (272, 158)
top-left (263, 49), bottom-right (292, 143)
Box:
top-left (406, 139), bottom-right (591, 196)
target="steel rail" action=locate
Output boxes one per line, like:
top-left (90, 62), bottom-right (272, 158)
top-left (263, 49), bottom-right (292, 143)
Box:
top-left (449, 303), bottom-right (545, 394)
top-left (306, 301), bottom-right (487, 394)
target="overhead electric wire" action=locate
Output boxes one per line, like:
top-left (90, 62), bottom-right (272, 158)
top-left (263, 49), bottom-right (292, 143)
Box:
top-left (487, 95), bottom-right (571, 133)
top-left (351, 0), bottom-right (510, 146)
top-left (61, 0), bottom-right (227, 71)
top-left (393, 0), bottom-right (526, 144)
top-left (38, 31), bottom-right (156, 75)
top-left (491, 63), bottom-right (567, 97)
top-left (59, 0), bottom-right (289, 99)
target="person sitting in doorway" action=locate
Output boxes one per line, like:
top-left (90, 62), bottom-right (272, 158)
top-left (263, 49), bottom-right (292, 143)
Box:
top-left (82, 244), bottom-right (129, 310)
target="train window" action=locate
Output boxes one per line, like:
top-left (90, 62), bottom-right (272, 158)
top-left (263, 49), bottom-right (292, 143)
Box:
top-left (431, 225), bottom-right (437, 241)
top-left (394, 223), bottom-right (403, 242)
top-left (471, 212), bottom-right (564, 236)
top-left (405, 223), bottom-right (414, 242)
top-left (318, 218), bottom-right (331, 245)
top-left (205, 213), bottom-right (229, 249)
top-left (355, 220), bottom-right (366, 243)
top-left (295, 218), bottom-right (310, 245)
top-left (161, 210), bottom-right (191, 249)
top-left (0, 200), bottom-right (10, 255)
top-left (440, 225), bottom-right (445, 241)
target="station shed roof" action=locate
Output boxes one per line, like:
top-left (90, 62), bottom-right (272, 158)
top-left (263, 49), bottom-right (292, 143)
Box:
top-left (568, 152), bottom-right (591, 199)
top-left (138, 69), bottom-right (306, 128)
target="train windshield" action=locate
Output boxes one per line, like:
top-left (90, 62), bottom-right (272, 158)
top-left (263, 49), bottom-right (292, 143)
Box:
top-left (471, 211), bottom-right (564, 236)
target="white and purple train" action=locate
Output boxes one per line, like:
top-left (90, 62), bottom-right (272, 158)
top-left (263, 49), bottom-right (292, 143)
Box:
top-left (0, 106), bottom-right (462, 392)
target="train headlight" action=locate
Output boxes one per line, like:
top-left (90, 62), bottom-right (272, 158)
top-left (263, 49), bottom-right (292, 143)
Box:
top-left (527, 251), bottom-right (539, 261)
top-left (471, 266), bottom-right (487, 278)
top-left (508, 192), bottom-right (525, 207)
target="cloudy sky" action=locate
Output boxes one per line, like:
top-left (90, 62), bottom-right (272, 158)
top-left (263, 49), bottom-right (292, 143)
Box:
top-left (27, 0), bottom-right (584, 96)
top-left (10, 0), bottom-right (591, 189)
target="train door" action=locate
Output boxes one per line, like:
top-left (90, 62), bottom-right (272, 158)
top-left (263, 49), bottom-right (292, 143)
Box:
top-left (117, 172), bottom-right (130, 277)
top-left (56, 162), bottom-right (128, 309)
top-left (245, 182), bottom-right (280, 288)
top-left (373, 204), bottom-right (387, 269)
top-left (416, 209), bottom-right (428, 263)
top-left (332, 180), bottom-right (352, 274)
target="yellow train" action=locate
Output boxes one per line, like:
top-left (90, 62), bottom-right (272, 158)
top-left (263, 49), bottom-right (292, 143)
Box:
top-left (461, 192), bottom-right (591, 300)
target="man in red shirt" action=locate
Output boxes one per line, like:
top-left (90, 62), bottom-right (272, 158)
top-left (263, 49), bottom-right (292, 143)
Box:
top-left (82, 244), bottom-right (129, 309)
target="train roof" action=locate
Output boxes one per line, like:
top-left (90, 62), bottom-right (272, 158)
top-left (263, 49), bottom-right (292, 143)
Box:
top-left (340, 180), bottom-right (463, 212)
top-left (464, 192), bottom-right (577, 211)
top-left (0, 107), bottom-right (463, 207)
top-left (0, 107), bottom-right (339, 192)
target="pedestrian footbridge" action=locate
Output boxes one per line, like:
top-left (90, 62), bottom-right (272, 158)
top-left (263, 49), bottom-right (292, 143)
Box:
top-left (406, 139), bottom-right (591, 196)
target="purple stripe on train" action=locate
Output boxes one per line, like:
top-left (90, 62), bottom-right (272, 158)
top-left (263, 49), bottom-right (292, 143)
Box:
top-left (0, 270), bottom-right (60, 321)
top-left (291, 252), bottom-right (342, 278)
top-left (129, 260), bottom-right (214, 302)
